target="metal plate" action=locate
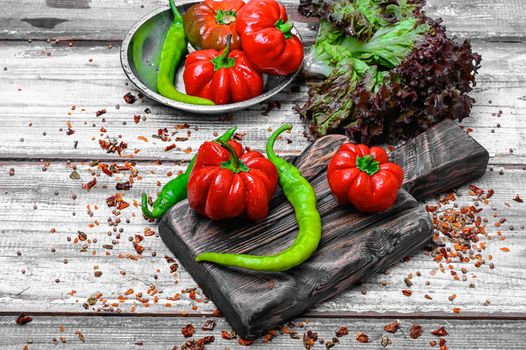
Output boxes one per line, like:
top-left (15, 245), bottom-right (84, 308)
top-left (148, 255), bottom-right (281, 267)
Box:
top-left (120, 3), bottom-right (302, 114)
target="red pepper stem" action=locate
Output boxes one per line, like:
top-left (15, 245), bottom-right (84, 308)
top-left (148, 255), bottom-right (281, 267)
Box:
top-left (275, 18), bottom-right (294, 39)
top-left (356, 155), bottom-right (380, 176)
top-left (218, 140), bottom-right (249, 173)
top-left (211, 34), bottom-right (236, 71)
top-left (215, 9), bottom-right (236, 25)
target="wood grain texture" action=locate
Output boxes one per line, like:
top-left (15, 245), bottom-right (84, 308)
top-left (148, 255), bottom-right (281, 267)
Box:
top-left (159, 122), bottom-right (488, 337)
top-left (1, 0), bottom-right (525, 41)
top-left (0, 1), bottom-right (525, 345)
top-left (2, 315), bottom-right (525, 349)
top-left (0, 40), bottom-right (524, 162)
top-left (391, 120), bottom-right (489, 200)
top-left (0, 161), bottom-right (524, 317)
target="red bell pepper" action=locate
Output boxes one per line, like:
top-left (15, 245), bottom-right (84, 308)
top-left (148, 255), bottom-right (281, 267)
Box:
top-left (235, 0), bottom-right (304, 75)
top-left (183, 35), bottom-right (263, 104)
top-left (183, 0), bottom-right (245, 50)
top-left (187, 138), bottom-right (278, 221)
top-left (327, 144), bottom-right (404, 213)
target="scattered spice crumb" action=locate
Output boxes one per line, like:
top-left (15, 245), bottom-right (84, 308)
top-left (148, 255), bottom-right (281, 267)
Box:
top-left (409, 324), bottom-right (423, 339)
top-left (383, 321), bottom-right (400, 333)
top-left (380, 335), bottom-right (392, 347)
top-left (335, 325), bottom-right (348, 338)
top-left (15, 314), bottom-right (33, 325)
top-left (181, 324), bottom-right (195, 338)
top-left (355, 332), bottom-right (369, 343)
top-left (123, 92), bottom-right (136, 104)
top-left (431, 326), bottom-right (448, 336)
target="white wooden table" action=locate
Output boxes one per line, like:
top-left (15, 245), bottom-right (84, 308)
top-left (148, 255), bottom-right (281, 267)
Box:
top-left (0, 0), bottom-right (525, 348)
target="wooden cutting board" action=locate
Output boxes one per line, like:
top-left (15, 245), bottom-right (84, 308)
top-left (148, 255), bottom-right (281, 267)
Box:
top-left (159, 120), bottom-right (489, 338)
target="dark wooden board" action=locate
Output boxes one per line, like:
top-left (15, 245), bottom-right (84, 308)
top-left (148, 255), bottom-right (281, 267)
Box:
top-left (159, 120), bottom-right (489, 338)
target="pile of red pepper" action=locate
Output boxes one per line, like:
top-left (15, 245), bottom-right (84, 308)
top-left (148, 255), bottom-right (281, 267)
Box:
top-left (182, 0), bottom-right (304, 104)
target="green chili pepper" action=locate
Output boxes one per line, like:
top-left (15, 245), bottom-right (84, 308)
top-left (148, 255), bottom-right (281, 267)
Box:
top-left (157, 0), bottom-right (215, 105)
top-left (142, 126), bottom-right (237, 219)
top-left (195, 124), bottom-right (322, 272)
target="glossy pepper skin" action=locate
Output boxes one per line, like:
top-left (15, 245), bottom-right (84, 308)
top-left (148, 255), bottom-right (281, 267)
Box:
top-left (183, 0), bottom-right (244, 51)
top-left (141, 126), bottom-right (237, 219)
top-left (236, 0), bottom-right (304, 75)
top-left (195, 124), bottom-right (322, 272)
top-left (327, 144), bottom-right (404, 213)
top-left (156, 0), bottom-right (215, 105)
top-left (187, 139), bottom-right (278, 221)
top-left (183, 35), bottom-right (263, 104)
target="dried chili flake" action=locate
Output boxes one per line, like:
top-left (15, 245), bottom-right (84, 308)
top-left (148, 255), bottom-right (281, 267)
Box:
top-left (431, 326), bottom-right (448, 336)
top-left (83, 177), bottom-right (97, 191)
top-left (513, 194), bottom-right (523, 203)
top-left (355, 332), bottom-right (369, 343)
top-left (262, 329), bottom-right (277, 343)
top-left (123, 92), bottom-right (136, 104)
top-left (383, 321), bottom-right (400, 333)
top-left (116, 181), bottom-right (132, 190)
top-left (98, 163), bottom-right (113, 177)
top-left (238, 338), bottom-right (254, 346)
top-left (15, 314), bottom-right (33, 325)
top-left (181, 324), bottom-right (195, 338)
top-left (469, 184), bottom-right (484, 197)
top-left (500, 247), bottom-right (510, 252)
top-left (117, 201), bottom-right (129, 210)
top-left (335, 325), bottom-right (348, 337)
top-left (77, 231), bottom-right (87, 241)
top-left (165, 143), bottom-right (177, 151)
top-left (402, 289), bottom-right (412, 297)
top-left (303, 330), bottom-right (318, 349)
top-left (199, 335), bottom-right (215, 346)
top-left (99, 138), bottom-right (128, 155)
top-left (221, 330), bottom-right (236, 340)
top-left (74, 330), bottom-right (86, 343)
top-left (96, 109), bottom-right (106, 117)
top-left (133, 242), bottom-right (144, 255)
top-left (201, 320), bottom-right (216, 331)
top-left (106, 195), bottom-right (119, 207)
top-left (409, 324), bottom-right (423, 339)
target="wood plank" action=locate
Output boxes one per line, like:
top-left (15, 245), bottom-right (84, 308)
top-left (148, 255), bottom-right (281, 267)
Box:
top-left (0, 40), bottom-right (525, 163)
top-left (0, 155), bottom-right (524, 316)
top-left (0, 0), bottom-right (525, 41)
top-left (0, 315), bottom-right (525, 349)
top-left (160, 122), bottom-right (487, 337)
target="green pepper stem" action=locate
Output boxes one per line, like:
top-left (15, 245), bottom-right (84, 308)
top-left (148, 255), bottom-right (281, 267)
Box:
top-left (275, 19), bottom-right (294, 39)
top-left (219, 126), bottom-right (238, 142)
top-left (356, 154), bottom-right (380, 176)
top-left (266, 124), bottom-right (292, 161)
top-left (211, 34), bottom-right (236, 71)
top-left (169, 0), bottom-right (183, 23)
top-left (216, 9), bottom-right (236, 25)
top-left (218, 140), bottom-right (249, 173)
